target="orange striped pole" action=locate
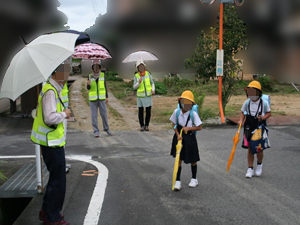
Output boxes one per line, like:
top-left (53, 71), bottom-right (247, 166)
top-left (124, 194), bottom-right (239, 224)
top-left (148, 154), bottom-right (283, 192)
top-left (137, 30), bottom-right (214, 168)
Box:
top-left (219, 3), bottom-right (225, 123)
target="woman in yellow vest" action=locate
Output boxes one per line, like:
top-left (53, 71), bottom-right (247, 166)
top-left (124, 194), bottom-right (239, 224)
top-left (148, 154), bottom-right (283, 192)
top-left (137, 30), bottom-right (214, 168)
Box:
top-left (31, 61), bottom-right (71, 225)
top-left (133, 60), bottom-right (155, 131)
top-left (87, 59), bottom-right (113, 137)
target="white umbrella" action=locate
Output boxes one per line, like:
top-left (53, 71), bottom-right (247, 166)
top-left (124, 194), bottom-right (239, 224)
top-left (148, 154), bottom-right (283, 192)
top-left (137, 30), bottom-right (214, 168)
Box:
top-left (122, 50), bottom-right (158, 63)
top-left (0, 33), bottom-right (79, 101)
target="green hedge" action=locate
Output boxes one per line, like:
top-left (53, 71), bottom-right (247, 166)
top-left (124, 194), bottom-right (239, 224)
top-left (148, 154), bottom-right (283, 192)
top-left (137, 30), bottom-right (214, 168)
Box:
top-left (154, 81), bottom-right (167, 95)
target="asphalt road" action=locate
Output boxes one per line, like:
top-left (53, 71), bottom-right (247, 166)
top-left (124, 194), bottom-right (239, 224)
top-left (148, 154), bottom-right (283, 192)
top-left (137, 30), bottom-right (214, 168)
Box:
top-left (1, 122), bottom-right (300, 225)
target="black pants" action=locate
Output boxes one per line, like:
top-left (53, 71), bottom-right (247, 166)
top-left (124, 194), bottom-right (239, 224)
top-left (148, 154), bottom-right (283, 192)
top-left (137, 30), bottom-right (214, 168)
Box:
top-left (138, 106), bottom-right (151, 127)
top-left (41, 145), bottom-right (66, 222)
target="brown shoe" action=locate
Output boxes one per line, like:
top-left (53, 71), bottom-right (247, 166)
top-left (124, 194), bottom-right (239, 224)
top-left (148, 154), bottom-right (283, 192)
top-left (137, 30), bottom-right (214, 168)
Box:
top-left (39, 209), bottom-right (64, 221)
top-left (144, 126), bottom-right (149, 131)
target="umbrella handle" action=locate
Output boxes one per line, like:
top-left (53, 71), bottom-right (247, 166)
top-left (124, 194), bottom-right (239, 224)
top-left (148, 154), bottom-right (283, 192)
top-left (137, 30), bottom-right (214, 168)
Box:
top-left (179, 129), bottom-right (183, 137)
top-left (238, 123), bottom-right (242, 133)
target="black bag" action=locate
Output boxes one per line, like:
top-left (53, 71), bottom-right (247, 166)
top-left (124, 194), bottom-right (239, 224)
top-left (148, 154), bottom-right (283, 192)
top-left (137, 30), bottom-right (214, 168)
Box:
top-left (242, 99), bottom-right (264, 149)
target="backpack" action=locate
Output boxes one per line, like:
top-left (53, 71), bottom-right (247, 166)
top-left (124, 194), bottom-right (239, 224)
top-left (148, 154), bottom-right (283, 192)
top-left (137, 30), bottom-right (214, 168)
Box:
top-left (176, 104), bottom-right (199, 135)
top-left (244, 94), bottom-right (270, 124)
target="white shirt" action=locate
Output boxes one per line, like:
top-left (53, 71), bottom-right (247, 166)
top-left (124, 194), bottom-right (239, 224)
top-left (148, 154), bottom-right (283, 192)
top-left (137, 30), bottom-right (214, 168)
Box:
top-left (169, 109), bottom-right (202, 127)
top-left (42, 78), bottom-right (66, 126)
top-left (241, 99), bottom-right (271, 117)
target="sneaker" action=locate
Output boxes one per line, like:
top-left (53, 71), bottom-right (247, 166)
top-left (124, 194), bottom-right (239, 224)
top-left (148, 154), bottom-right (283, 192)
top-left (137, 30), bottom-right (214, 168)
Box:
top-left (188, 178), bottom-right (198, 188)
top-left (94, 135), bottom-right (99, 138)
top-left (245, 168), bottom-right (254, 178)
top-left (255, 164), bottom-right (263, 177)
top-left (174, 181), bottom-right (181, 191)
top-left (140, 126), bottom-right (145, 132)
top-left (144, 126), bottom-right (149, 131)
top-left (106, 130), bottom-right (113, 136)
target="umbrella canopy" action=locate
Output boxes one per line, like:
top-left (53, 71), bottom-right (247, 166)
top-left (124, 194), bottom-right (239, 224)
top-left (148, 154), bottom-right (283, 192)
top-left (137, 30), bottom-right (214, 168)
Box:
top-left (122, 50), bottom-right (158, 63)
top-left (72, 43), bottom-right (112, 60)
top-left (172, 129), bottom-right (183, 190)
top-left (226, 123), bottom-right (242, 173)
top-left (62, 29), bottom-right (90, 46)
top-left (0, 33), bottom-right (79, 101)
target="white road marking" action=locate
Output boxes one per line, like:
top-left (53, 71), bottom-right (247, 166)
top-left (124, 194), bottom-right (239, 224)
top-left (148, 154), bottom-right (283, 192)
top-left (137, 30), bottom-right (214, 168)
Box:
top-left (67, 155), bottom-right (108, 225)
top-left (0, 154), bottom-right (108, 225)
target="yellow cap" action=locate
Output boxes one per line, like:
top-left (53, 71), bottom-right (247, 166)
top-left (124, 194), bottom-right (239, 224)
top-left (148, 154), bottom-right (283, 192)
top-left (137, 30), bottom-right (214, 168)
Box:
top-left (178, 90), bottom-right (195, 103)
top-left (247, 81), bottom-right (262, 91)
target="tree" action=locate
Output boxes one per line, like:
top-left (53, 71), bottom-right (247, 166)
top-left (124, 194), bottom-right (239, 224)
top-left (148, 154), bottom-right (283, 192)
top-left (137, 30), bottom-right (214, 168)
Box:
top-left (185, 4), bottom-right (249, 114)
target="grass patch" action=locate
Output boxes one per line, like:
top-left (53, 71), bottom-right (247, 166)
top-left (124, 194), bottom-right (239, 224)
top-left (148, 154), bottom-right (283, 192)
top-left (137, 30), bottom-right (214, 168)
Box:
top-left (272, 111), bottom-right (287, 116)
top-left (107, 81), bottom-right (135, 100)
top-left (225, 105), bottom-right (242, 117)
top-left (107, 104), bottom-right (123, 120)
top-left (152, 110), bottom-right (173, 124)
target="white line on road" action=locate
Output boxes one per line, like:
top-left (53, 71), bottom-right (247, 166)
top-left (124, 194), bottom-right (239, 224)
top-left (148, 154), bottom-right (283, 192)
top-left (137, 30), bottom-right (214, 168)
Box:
top-left (0, 154), bottom-right (108, 225)
top-left (67, 155), bottom-right (108, 225)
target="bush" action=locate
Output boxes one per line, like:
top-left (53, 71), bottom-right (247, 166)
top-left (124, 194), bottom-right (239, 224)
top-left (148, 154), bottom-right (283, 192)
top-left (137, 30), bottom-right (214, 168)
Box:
top-left (106, 76), bottom-right (123, 82)
top-left (106, 71), bottom-right (118, 76)
top-left (106, 71), bottom-right (123, 82)
top-left (180, 79), bottom-right (194, 87)
top-left (200, 108), bottom-right (217, 121)
top-left (190, 89), bottom-right (206, 116)
top-left (189, 90), bottom-right (216, 121)
top-left (163, 76), bottom-right (181, 87)
top-left (122, 80), bottom-right (134, 89)
top-left (258, 75), bottom-right (275, 92)
top-left (154, 81), bottom-right (167, 95)
top-left (163, 77), bottom-right (194, 89)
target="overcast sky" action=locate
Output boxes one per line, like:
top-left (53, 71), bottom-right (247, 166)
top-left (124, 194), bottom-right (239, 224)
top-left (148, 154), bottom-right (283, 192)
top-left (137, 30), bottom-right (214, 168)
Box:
top-left (58, 0), bottom-right (107, 31)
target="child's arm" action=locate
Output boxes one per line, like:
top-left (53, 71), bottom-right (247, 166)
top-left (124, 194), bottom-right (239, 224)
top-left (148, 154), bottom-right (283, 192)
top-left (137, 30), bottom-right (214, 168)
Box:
top-left (173, 123), bottom-right (182, 141)
top-left (238, 112), bottom-right (245, 124)
top-left (259, 111), bottom-right (271, 122)
top-left (182, 125), bottom-right (202, 133)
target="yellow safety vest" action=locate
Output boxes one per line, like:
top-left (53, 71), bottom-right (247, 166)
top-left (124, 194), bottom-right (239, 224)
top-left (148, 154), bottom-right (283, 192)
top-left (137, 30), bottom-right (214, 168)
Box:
top-left (88, 72), bottom-right (106, 101)
top-left (135, 71), bottom-right (152, 98)
top-left (61, 83), bottom-right (69, 104)
top-left (31, 82), bottom-right (66, 147)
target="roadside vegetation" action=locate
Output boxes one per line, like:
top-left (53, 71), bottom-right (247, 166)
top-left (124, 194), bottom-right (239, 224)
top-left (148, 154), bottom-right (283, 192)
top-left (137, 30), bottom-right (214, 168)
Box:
top-left (106, 71), bottom-right (299, 125)
top-left (0, 171), bottom-right (7, 182)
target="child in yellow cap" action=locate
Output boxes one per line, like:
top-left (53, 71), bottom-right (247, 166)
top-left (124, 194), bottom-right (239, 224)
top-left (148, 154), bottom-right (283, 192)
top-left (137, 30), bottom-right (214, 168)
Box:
top-left (169, 90), bottom-right (202, 191)
top-left (239, 81), bottom-right (271, 178)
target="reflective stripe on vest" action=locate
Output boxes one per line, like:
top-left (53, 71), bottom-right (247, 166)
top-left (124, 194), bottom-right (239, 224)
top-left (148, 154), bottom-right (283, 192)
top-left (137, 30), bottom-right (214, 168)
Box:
top-left (30, 83), bottom-right (66, 147)
top-left (61, 83), bottom-right (69, 103)
top-left (88, 73), bottom-right (106, 101)
top-left (135, 71), bottom-right (152, 98)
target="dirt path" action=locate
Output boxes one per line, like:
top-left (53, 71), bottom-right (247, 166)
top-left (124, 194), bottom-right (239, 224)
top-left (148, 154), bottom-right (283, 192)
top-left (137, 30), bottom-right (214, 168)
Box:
top-left (68, 77), bottom-right (167, 132)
